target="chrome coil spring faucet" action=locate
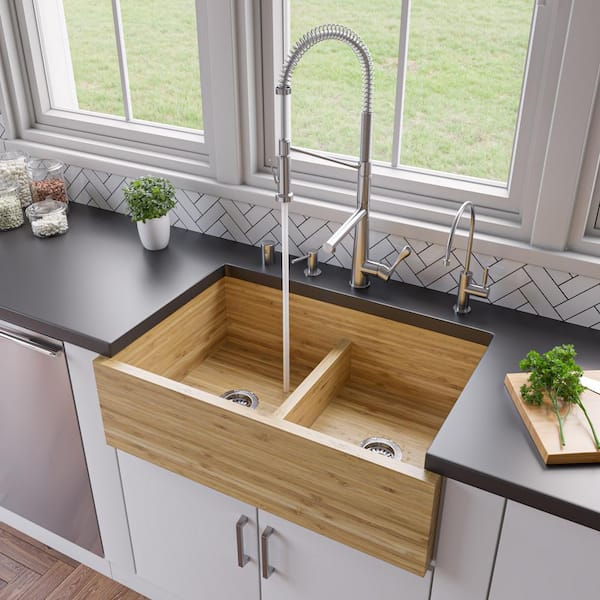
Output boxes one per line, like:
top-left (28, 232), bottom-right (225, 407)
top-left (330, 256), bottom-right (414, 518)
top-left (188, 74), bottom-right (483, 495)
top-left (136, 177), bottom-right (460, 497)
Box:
top-left (444, 201), bottom-right (490, 314)
top-left (275, 24), bottom-right (411, 288)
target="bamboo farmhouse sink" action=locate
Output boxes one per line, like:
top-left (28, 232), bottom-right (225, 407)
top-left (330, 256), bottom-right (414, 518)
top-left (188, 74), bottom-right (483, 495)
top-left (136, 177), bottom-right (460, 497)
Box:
top-left (94, 276), bottom-right (489, 576)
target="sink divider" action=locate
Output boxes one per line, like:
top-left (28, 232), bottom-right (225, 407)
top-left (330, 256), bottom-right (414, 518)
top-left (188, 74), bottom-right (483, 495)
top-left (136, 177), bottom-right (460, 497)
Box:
top-left (275, 338), bottom-right (352, 427)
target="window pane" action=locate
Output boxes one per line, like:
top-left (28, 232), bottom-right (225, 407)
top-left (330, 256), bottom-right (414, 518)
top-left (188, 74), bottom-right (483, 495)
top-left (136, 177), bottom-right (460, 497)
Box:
top-left (289, 0), bottom-right (533, 183)
top-left (120, 0), bottom-right (203, 130)
top-left (289, 0), bottom-right (401, 162)
top-left (61, 0), bottom-right (124, 117)
top-left (402, 0), bottom-right (532, 181)
top-left (45, 0), bottom-right (202, 131)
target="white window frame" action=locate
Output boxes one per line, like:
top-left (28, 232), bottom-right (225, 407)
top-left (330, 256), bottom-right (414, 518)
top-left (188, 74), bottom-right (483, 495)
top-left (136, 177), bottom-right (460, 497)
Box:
top-left (567, 15), bottom-right (600, 257)
top-left (0, 0), bottom-right (245, 184)
top-left (246, 0), bottom-right (575, 246)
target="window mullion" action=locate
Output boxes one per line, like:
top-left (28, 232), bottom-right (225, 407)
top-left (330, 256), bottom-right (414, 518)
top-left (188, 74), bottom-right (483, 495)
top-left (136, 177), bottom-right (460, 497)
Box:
top-left (198, 0), bottom-right (243, 184)
top-left (111, 0), bottom-right (133, 121)
top-left (531, 0), bottom-right (600, 251)
top-left (391, 0), bottom-right (411, 168)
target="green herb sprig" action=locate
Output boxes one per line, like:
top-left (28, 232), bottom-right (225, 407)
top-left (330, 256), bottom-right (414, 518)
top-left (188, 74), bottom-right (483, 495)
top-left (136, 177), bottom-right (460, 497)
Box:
top-left (123, 175), bottom-right (176, 223)
top-left (520, 344), bottom-right (600, 448)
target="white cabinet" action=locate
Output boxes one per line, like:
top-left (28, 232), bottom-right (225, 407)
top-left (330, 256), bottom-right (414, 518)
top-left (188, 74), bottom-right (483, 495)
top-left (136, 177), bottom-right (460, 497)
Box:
top-left (118, 451), bottom-right (432, 600)
top-left (118, 451), bottom-right (260, 600)
top-left (488, 500), bottom-right (600, 600)
top-left (430, 480), bottom-right (505, 600)
top-left (258, 510), bottom-right (431, 600)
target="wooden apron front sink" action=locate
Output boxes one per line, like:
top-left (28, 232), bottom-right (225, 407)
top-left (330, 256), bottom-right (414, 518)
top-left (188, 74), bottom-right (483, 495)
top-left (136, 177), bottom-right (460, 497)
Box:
top-left (94, 276), bottom-right (488, 576)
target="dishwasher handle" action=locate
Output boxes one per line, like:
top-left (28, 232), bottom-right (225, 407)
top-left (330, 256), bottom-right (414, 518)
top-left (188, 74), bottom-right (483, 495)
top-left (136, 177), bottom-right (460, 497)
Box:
top-left (0, 329), bottom-right (62, 358)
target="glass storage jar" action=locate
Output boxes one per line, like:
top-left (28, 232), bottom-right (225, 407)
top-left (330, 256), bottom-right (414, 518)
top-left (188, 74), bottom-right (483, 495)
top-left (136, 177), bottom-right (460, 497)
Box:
top-left (25, 199), bottom-right (69, 238)
top-left (0, 182), bottom-right (24, 230)
top-left (27, 159), bottom-right (68, 207)
top-left (0, 151), bottom-right (32, 208)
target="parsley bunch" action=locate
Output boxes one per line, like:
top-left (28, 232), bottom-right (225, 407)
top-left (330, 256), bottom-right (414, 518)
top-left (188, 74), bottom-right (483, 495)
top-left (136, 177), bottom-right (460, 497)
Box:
top-left (520, 344), bottom-right (599, 448)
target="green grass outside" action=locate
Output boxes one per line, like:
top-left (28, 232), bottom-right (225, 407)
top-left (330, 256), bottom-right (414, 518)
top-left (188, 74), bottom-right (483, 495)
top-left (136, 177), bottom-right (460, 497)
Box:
top-left (62, 0), bottom-right (532, 181)
top-left (63, 0), bottom-right (203, 129)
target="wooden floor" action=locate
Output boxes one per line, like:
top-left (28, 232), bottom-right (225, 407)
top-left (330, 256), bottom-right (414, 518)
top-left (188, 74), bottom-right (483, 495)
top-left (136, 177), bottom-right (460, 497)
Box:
top-left (0, 523), bottom-right (146, 600)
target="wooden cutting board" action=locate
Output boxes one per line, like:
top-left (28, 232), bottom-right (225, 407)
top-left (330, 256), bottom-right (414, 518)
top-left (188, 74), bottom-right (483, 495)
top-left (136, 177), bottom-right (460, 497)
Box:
top-left (504, 370), bottom-right (600, 464)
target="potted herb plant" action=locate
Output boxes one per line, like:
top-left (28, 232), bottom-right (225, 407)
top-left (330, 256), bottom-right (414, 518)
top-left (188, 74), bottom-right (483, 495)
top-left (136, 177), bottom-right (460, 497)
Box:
top-left (123, 175), bottom-right (176, 250)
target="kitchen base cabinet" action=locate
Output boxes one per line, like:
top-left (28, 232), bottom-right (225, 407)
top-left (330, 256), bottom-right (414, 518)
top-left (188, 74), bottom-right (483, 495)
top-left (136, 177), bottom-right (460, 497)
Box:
top-left (118, 451), bottom-right (432, 600)
top-left (118, 451), bottom-right (260, 600)
top-left (429, 480), bottom-right (505, 600)
top-left (258, 510), bottom-right (432, 600)
top-left (488, 500), bottom-right (600, 600)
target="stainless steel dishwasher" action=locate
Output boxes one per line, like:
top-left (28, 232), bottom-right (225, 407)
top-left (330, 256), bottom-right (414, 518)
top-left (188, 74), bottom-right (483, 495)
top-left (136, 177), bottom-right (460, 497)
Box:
top-left (0, 320), bottom-right (103, 556)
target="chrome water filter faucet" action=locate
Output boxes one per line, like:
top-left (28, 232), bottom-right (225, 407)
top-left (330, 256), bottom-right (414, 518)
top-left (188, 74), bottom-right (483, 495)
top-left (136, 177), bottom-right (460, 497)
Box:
top-left (444, 201), bottom-right (490, 314)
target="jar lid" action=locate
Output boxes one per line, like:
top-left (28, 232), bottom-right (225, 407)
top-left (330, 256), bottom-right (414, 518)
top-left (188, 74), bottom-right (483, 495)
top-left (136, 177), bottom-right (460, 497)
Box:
top-left (27, 158), bottom-right (64, 179)
top-left (25, 199), bottom-right (67, 220)
top-left (0, 151), bottom-right (29, 162)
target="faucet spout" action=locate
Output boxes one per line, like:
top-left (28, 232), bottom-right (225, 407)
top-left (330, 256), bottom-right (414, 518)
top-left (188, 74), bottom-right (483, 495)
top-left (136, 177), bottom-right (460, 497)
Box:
top-left (444, 201), bottom-right (475, 270)
top-left (444, 201), bottom-right (490, 314)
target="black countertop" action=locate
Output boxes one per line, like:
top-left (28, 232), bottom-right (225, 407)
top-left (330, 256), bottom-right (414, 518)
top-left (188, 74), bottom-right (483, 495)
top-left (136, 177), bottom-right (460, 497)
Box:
top-left (1, 204), bottom-right (599, 532)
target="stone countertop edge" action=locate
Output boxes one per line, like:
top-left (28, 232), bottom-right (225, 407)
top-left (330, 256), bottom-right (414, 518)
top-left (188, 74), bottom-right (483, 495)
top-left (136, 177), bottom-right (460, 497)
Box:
top-left (1, 203), bottom-right (599, 534)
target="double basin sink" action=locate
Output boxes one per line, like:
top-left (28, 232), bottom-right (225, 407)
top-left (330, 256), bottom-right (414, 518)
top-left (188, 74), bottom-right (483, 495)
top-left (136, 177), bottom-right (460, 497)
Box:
top-left (94, 274), bottom-right (489, 576)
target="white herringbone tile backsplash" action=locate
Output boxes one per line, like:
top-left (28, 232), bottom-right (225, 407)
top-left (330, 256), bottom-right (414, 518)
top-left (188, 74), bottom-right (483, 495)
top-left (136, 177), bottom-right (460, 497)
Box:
top-left (0, 108), bottom-right (598, 330)
top-left (61, 165), bottom-right (600, 330)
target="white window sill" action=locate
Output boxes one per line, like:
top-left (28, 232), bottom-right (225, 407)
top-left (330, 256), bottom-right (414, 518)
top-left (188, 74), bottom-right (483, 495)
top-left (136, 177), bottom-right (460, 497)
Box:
top-left (7, 138), bottom-right (600, 279)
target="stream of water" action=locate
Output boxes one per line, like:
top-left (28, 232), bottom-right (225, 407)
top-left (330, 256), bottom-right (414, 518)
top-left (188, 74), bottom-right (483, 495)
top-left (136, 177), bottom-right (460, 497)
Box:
top-left (281, 202), bottom-right (290, 393)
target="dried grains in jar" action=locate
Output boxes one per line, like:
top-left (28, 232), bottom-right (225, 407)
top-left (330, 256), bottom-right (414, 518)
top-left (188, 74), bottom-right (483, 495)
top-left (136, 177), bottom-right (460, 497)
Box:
top-left (28, 159), bottom-right (68, 206)
top-left (0, 182), bottom-right (24, 230)
top-left (26, 199), bottom-right (68, 238)
top-left (0, 152), bottom-right (32, 208)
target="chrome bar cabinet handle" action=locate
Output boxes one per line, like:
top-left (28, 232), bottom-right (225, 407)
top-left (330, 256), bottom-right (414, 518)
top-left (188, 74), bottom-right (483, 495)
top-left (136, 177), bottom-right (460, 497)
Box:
top-left (0, 329), bottom-right (62, 358)
top-left (261, 526), bottom-right (275, 579)
top-left (235, 515), bottom-right (250, 568)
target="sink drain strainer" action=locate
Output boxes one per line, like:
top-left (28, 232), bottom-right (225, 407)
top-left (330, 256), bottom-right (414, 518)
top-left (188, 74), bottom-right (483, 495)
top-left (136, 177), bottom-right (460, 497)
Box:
top-left (220, 389), bottom-right (259, 409)
top-left (360, 437), bottom-right (402, 460)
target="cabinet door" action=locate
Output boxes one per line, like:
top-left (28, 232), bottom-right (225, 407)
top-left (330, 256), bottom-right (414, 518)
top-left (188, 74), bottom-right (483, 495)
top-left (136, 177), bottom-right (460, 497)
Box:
top-left (258, 510), bottom-right (431, 600)
top-left (430, 480), bottom-right (505, 600)
top-left (118, 451), bottom-right (260, 600)
top-left (489, 500), bottom-right (600, 600)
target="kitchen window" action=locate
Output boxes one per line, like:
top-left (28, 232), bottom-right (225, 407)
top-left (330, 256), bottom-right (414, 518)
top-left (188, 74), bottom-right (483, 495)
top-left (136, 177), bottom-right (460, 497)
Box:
top-left (59, 0), bottom-right (204, 131)
top-left (287, 0), bottom-right (531, 184)
top-left (256, 0), bottom-right (571, 243)
top-left (0, 0), bottom-right (216, 175)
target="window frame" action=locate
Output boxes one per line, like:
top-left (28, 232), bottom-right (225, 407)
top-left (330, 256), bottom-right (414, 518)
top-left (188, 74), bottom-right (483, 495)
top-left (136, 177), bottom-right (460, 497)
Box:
top-left (0, 0), bottom-right (230, 177)
top-left (248, 0), bottom-right (572, 244)
top-left (568, 64), bottom-right (600, 256)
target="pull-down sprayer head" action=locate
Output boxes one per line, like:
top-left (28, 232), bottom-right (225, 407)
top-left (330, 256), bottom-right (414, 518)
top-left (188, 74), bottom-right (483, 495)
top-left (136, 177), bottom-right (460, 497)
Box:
top-left (275, 25), bottom-right (374, 207)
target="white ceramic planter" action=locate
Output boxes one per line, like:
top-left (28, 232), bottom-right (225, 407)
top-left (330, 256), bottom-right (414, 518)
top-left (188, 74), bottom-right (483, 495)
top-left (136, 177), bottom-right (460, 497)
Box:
top-left (136, 214), bottom-right (171, 250)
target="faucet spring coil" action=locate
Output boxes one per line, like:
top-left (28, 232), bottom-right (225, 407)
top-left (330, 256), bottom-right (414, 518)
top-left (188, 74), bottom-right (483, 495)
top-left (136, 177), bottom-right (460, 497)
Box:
top-left (278, 24), bottom-right (374, 113)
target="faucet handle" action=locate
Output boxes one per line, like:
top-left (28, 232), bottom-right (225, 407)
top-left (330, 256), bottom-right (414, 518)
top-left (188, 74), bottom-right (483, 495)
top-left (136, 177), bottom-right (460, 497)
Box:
top-left (291, 249), bottom-right (322, 277)
top-left (464, 265), bottom-right (491, 301)
top-left (363, 245), bottom-right (412, 282)
top-left (389, 245), bottom-right (412, 273)
top-left (481, 266), bottom-right (489, 288)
